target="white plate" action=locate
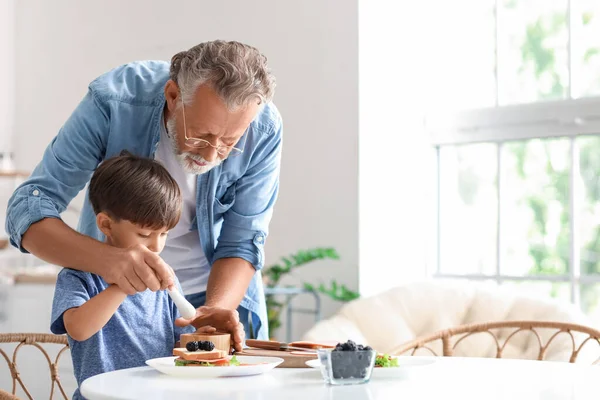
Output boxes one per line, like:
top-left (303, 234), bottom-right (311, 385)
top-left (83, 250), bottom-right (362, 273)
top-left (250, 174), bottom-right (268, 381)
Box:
top-left (146, 356), bottom-right (284, 378)
top-left (305, 356), bottom-right (436, 379)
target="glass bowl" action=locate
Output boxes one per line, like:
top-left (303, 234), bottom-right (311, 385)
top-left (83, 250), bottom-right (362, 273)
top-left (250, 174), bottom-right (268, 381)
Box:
top-left (316, 348), bottom-right (376, 385)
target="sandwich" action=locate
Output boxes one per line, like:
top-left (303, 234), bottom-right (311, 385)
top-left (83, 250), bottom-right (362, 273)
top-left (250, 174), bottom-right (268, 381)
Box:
top-left (173, 340), bottom-right (240, 367)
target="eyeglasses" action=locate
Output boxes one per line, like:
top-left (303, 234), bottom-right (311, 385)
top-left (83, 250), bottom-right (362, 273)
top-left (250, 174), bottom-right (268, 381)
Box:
top-left (181, 102), bottom-right (245, 157)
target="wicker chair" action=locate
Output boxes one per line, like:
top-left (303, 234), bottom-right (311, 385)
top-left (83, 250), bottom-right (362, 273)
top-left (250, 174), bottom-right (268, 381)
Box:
top-left (0, 333), bottom-right (70, 400)
top-left (389, 320), bottom-right (600, 364)
top-left (0, 389), bottom-right (20, 400)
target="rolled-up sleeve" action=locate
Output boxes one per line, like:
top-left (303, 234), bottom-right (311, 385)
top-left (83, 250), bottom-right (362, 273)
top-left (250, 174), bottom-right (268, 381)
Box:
top-left (213, 112), bottom-right (283, 270)
top-left (5, 90), bottom-right (108, 252)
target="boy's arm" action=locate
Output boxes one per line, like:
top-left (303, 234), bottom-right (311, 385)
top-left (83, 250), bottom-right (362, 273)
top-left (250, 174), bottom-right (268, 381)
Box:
top-left (63, 285), bottom-right (127, 342)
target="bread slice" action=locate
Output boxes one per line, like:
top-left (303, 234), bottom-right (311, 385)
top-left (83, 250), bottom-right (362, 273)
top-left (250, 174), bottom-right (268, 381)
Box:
top-left (173, 348), bottom-right (227, 361)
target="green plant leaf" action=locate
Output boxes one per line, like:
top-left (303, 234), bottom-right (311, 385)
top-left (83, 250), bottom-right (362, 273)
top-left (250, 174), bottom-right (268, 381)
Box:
top-left (263, 247), bottom-right (343, 337)
top-left (306, 280), bottom-right (360, 302)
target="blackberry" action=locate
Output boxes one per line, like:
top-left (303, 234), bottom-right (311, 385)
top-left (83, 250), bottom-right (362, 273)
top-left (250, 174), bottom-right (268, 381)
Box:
top-left (333, 340), bottom-right (372, 353)
top-left (200, 341), bottom-right (215, 351)
top-left (186, 341), bottom-right (199, 352)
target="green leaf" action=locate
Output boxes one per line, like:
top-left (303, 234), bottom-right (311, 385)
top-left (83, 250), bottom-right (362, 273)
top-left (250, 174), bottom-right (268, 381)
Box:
top-left (282, 257), bottom-right (293, 268)
top-left (307, 280), bottom-right (360, 302)
top-left (262, 247), bottom-right (344, 337)
top-left (375, 354), bottom-right (399, 368)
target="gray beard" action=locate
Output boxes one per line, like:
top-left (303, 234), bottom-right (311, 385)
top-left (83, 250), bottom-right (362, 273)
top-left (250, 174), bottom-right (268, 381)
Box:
top-left (166, 116), bottom-right (221, 175)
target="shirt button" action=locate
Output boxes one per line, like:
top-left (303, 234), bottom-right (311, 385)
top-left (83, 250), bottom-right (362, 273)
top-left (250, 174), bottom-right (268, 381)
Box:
top-left (256, 236), bottom-right (264, 244)
top-left (32, 190), bottom-right (39, 196)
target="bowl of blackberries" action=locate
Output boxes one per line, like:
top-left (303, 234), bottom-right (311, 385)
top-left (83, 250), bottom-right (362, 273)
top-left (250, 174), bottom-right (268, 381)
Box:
top-left (316, 340), bottom-right (376, 385)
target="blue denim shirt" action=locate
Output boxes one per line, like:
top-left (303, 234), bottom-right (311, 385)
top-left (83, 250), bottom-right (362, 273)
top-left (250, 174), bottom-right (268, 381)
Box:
top-left (5, 61), bottom-right (282, 339)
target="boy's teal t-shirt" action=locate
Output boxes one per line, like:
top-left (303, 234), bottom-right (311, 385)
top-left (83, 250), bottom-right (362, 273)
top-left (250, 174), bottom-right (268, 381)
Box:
top-left (51, 268), bottom-right (194, 400)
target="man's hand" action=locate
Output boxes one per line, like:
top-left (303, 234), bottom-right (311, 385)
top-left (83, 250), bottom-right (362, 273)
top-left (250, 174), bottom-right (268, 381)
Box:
top-left (102, 244), bottom-right (174, 295)
top-left (175, 306), bottom-right (245, 352)
top-left (21, 219), bottom-right (175, 295)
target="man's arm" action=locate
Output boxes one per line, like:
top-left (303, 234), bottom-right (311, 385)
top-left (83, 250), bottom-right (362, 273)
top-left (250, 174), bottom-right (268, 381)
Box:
top-left (62, 285), bottom-right (127, 341)
top-left (174, 258), bottom-right (256, 353)
top-left (6, 90), bottom-right (105, 252)
top-left (210, 105), bottom-right (283, 298)
top-left (23, 219), bottom-right (173, 295)
top-left (204, 258), bottom-right (255, 309)
top-left (6, 91), bottom-right (173, 294)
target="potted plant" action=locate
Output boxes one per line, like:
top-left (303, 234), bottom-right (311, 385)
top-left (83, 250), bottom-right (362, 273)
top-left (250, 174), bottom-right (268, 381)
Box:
top-left (261, 247), bottom-right (359, 339)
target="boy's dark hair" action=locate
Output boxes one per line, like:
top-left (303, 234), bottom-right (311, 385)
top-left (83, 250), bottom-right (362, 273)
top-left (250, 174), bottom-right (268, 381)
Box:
top-left (89, 150), bottom-right (182, 229)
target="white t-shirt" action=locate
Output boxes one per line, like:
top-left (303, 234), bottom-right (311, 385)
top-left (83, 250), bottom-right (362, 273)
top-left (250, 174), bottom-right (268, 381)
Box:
top-left (153, 116), bottom-right (211, 295)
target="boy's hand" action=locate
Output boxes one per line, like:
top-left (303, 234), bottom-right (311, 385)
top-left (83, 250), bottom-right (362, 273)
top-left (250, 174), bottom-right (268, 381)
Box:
top-left (102, 244), bottom-right (175, 295)
top-left (175, 306), bottom-right (246, 352)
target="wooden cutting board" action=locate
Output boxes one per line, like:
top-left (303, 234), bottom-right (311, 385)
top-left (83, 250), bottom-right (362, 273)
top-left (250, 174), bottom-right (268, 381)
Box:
top-left (237, 348), bottom-right (317, 368)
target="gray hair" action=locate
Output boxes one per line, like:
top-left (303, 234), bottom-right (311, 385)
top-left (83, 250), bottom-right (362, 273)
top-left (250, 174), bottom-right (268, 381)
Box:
top-left (169, 40), bottom-right (276, 110)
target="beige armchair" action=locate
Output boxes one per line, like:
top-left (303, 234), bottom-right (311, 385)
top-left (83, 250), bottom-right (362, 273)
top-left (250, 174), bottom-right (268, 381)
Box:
top-left (302, 280), bottom-right (600, 362)
top-left (0, 389), bottom-right (19, 400)
top-left (390, 320), bottom-right (600, 364)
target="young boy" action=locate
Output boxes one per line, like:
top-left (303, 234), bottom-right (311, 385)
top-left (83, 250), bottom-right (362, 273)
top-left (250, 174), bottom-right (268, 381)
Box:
top-left (50, 152), bottom-right (198, 399)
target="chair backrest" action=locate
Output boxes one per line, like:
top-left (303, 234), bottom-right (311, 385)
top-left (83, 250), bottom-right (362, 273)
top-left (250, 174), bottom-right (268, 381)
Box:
top-left (0, 333), bottom-right (69, 400)
top-left (389, 320), bottom-right (600, 364)
top-left (303, 280), bottom-right (596, 356)
top-left (0, 389), bottom-right (20, 400)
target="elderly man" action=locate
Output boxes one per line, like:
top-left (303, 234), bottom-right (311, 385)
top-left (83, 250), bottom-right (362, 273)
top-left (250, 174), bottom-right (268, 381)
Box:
top-left (5, 40), bottom-right (282, 349)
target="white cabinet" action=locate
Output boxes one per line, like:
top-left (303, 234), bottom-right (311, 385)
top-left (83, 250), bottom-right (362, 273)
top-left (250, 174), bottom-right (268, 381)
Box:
top-left (0, 283), bottom-right (77, 399)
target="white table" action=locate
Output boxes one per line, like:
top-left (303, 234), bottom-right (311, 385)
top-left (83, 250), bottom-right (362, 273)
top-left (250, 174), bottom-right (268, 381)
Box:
top-left (81, 356), bottom-right (600, 400)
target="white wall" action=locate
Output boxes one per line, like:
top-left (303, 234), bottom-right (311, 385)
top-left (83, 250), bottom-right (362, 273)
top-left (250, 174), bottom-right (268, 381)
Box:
top-left (0, 0), bottom-right (16, 241)
top-left (0, 0), bottom-right (15, 152)
top-left (13, 0), bottom-right (358, 339)
top-left (358, 1), bottom-right (433, 297)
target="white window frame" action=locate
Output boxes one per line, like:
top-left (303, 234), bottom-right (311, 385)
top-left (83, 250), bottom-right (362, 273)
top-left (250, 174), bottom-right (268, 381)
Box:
top-left (429, 96), bottom-right (600, 306)
top-left (428, 98), bottom-right (600, 145)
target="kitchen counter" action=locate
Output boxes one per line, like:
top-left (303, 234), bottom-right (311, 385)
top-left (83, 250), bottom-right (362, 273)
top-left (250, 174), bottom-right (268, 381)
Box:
top-left (0, 241), bottom-right (61, 285)
top-left (0, 264), bottom-right (60, 285)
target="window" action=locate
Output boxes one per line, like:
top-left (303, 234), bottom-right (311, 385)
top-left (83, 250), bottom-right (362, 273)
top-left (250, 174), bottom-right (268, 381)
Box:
top-left (429, 0), bottom-right (600, 318)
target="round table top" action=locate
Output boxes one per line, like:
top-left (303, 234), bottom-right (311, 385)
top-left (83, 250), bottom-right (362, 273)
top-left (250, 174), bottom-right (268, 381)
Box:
top-left (81, 356), bottom-right (600, 400)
